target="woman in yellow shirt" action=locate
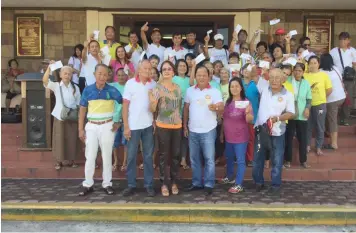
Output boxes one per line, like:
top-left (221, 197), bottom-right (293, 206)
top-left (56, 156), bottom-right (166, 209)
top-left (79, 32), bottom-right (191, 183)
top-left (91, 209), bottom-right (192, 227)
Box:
top-left (304, 56), bottom-right (333, 155)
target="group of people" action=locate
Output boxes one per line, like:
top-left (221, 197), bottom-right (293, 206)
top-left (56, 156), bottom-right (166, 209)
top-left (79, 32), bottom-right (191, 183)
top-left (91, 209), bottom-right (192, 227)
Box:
top-left (37, 21), bottom-right (355, 197)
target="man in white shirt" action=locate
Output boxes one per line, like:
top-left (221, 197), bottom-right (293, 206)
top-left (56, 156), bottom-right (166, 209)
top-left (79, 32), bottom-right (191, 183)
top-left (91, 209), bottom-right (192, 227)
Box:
top-left (164, 32), bottom-right (188, 64)
top-left (253, 68), bottom-right (295, 195)
top-left (125, 31), bottom-right (143, 70)
top-left (122, 60), bottom-right (157, 197)
top-left (183, 65), bottom-right (224, 196)
top-left (330, 32), bottom-right (356, 122)
top-left (141, 22), bottom-right (166, 70)
top-left (203, 33), bottom-right (229, 66)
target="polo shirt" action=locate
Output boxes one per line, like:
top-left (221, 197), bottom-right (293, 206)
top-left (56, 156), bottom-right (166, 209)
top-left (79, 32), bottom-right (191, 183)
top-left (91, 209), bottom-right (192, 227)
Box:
top-left (172, 75), bottom-right (191, 115)
top-left (242, 79), bottom-right (260, 124)
top-left (125, 44), bottom-right (143, 70)
top-left (208, 48), bottom-right (229, 66)
top-left (80, 83), bottom-right (123, 122)
top-left (108, 82), bottom-right (125, 122)
top-left (146, 43), bottom-right (166, 70)
top-left (185, 84), bottom-right (223, 133)
top-left (255, 86), bottom-right (295, 136)
top-left (304, 71), bottom-right (333, 106)
top-left (99, 40), bottom-right (121, 59)
top-left (164, 46), bottom-right (188, 64)
top-left (123, 77), bottom-right (157, 130)
top-left (330, 47), bottom-right (356, 75)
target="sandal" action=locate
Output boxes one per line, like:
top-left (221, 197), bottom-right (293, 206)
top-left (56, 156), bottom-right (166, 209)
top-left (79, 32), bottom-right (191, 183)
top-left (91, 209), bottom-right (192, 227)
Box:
top-left (181, 164), bottom-right (190, 170)
top-left (112, 164), bottom-right (118, 171)
top-left (78, 186), bottom-right (94, 196)
top-left (316, 149), bottom-right (324, 156)
top-left (139, 163), bottom-right (144, 170)
top-left (55, 162), bottom-right (62, 170)
top-left (71, 163), bottom-right (79, 168)
top-left (120, 165), bottom-right (127, 171)
top-left (153, 164), bottom-right (156, 169)
top-left (161, 185), bottom-right (170, 197)
top-left (323, 144), bottom-right (336, 150)
top-left (172, 184), bottom-right (179, 195)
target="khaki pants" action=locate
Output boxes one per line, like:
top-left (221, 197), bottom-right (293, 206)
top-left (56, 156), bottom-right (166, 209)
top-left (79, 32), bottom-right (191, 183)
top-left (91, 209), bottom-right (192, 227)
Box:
top-left (52, 118), bottom-right (79, 163)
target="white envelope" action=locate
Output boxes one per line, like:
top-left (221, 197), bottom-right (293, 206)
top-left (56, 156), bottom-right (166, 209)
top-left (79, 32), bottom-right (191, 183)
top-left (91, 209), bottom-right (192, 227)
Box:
top-left (102, 55), bottom-right (111, 66)
top-left (258, 61), bottom-right (270, 69)
top-left (289, 30), bottom-right (298, 37)
top-left (283, 57), bottom-right (298, 66)
top-left (139, 51), bottom-right (146, 61)
top-left (235, 24), bottom-right (242, 34)
top-left (49, 61), bottom-right (63, 71)
top-left (228, 64), bottom-right (241, 71)
top-left (207, 30), bottom-right (213, 36)
top-left (301, 50), bottom-right (310, 59)
top-left (269, 19), bottom-right (280, 26)
top-left (194, 53), bottom-right (206, 64)
top-left (93, 30), bottom-right (100, 40)
top-left (240, 53), bottom-right (251, 60)
top-left (100, 46), bottom-right (110, 56)
top-left (235, 100), bottom-right (249, 109)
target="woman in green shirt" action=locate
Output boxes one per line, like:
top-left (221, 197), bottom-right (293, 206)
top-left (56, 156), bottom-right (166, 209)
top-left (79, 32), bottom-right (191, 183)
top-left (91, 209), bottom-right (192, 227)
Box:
top-left (284, 63), bottom-right (312, 168)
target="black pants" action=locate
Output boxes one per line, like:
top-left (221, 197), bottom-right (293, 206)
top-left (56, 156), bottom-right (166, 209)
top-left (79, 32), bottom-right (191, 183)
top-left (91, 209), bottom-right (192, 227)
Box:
top-left (285, 120), bottom-right (308, 164)
top-left (78, 77), bottom-right (86, 94)
top-left (215, 124), bottom-right (225, 159)
top-left (157, 127), bottom-right (181, 185)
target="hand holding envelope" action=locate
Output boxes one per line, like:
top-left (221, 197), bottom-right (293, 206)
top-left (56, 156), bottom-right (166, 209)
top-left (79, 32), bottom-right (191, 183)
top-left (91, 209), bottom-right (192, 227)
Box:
top-left (194, 53), bottom-right (206, 64)
top-left (235, 24), bottom-right (242, 34)
top-left (102, 54), bottom-right (111, 66)
top-left (269, 18), bottom-right (280, 26)
top-left (93, 30), bottom-right (100, 40)
top-left (258, 61), bottom-right (270, 69)
top-left (301, 50), bottom-right (310, 59)
top-left (207, 30), bottom-right (213, 36)
top-left (235, 100), bottom-right (249, 109)
top-left (49, 61), bottom-right (63, 71)
top-left (283, 57), bottom-right (298, 66)
top-left (100, 46), bottom-right (110, 56)
top-left (288, 30), bottom-right (298, 37)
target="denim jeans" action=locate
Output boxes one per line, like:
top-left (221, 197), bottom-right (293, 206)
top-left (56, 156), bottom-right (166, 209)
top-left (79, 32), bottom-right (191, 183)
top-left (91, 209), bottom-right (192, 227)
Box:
top-left (188, 128), bottom-right (216, 188)
top-left (225, 142), bottom-right (248, 186)
top-left (126, 126), bottom-right (154, 188)
top-left (252, 133), bottom-right (285, 187)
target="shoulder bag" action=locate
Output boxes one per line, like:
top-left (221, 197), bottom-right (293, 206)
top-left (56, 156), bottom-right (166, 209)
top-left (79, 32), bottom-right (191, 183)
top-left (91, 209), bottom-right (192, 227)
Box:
top-left (338, 48), bottom-right (355, 81)
top-left (59, 85), bottom-right (78, 121)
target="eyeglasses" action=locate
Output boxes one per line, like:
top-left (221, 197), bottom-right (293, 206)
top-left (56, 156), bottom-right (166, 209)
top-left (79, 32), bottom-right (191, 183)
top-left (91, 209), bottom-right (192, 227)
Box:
top-left (162, 67), bottom-right (173, 72)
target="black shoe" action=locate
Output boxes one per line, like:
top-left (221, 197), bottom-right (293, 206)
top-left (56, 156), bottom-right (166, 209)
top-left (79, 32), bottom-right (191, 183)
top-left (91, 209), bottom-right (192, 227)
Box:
top-left (122, 187), bottom-right (136, 197)
top-left (267, 186), bottom-right (281, 196)
top-left (146, 187), bottom-right (155, 197)
top-left (255, 184), bottom-right (265, 192)
top-left (184, 185), bottom-right (204, 192)
top-left (78, 186), bottom-right (94, 196)
top-left (104, 186), bottom-right (115, 195)
top-left (204, 187), bottom-right (213, 196)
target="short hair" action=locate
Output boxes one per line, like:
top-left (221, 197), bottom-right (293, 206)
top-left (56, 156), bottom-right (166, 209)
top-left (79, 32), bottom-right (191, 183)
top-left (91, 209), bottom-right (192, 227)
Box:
top-left (8, 58), bottom-right (19, 68)
top-left (175, 59), bottom-right (189, 76)
top-left (185, 53), bottom-right (196, 60)
top-left (88, 40), bottom-right (100, 48)
top-left (128, 30), bottom-right (137, 37)
top-left (307, 55), bottom-right (320, 65)
top-left (172, 32), bottom-right (183, 38)
top-left (94, 64), bottom-right (109, 72)
top-left (195, 65), bottom-right (210, 76)
top-left (149, 54), bottom-right (160, 63)
top-left (262, 51), bottom-right (272, 58)
top-left (186, 30), bottom-right (196, 35)
top-left (60, 65), bottom-right (73, 74)
top-left (151, 28), bottom-right (161, 36)
top-left (269, 68), bottom-right (284, 81)
top-left (256, 41), bottom-right (268, 50)
top-left (299, 36), bottom-right (310, 45)
top-left (339, 32), bottom-right (350, 40)
top-left (229, 52), bottom-right (240, 60)
top-left (238, 29), bottom-right (248, 37)
top-left (220, 67), bottom-right (230, 76)
top-left (319, 53), bottom-right (334, 71)
top-left (213, 60), bottom-right (224, 68)
top-left (105, 26), bottom-right (116, 32)
top-left (294, 62), bottom-right (306, 72)
top-left (281, 64), bottom-right (293, 73)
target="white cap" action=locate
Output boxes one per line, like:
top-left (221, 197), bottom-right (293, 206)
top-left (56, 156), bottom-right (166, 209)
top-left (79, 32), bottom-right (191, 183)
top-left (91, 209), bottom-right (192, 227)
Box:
top-left (214, 34), bottom-right (224, 41)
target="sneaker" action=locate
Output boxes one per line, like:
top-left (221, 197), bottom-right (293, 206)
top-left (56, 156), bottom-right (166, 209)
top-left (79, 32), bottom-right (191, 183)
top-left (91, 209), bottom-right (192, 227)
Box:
top-left (220, 177), bottom-right (235, 184)
top-left (283, 161), bottom-right (291, 168)
top-left (301, 162), bottom-right (311, 169)
top-left (228, 185), bottom-right (244, 194)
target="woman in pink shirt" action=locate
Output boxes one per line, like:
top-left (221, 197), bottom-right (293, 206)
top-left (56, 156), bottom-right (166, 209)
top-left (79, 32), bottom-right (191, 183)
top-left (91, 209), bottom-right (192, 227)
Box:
top-left (110, 46), bottom-right (135, 82)
top-left (220, 77), bottom-right (254, 193)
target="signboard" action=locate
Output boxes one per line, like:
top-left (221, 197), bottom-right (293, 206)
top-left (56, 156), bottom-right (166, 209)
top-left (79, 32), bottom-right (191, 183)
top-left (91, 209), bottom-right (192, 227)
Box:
top-left (14, 14), bottom-right (44, 58)
top-left (304, 16), bottom-right (334, 55)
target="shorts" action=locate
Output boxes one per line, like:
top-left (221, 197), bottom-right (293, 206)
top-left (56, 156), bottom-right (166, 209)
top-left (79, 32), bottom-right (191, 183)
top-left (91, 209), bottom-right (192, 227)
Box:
top-left (113, 125), bottom-right (127, 148)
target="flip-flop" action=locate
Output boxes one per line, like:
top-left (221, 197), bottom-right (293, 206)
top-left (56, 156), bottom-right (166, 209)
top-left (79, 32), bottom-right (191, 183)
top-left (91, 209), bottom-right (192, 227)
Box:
top-left (139, 164), bottom-right (144, 170)
top-left (120, 165), bottom-right (127, 171)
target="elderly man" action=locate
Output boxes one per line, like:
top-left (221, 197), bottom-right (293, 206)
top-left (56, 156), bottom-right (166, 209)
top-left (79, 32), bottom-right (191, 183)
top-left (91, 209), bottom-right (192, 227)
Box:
top-left (78, 64), bottom-right (122, 196)
top-left (183, 65), bottom-right (224, 195)
top-left (253, 68), bottom-right (295, 195)
top-left (122, 60), bottom-right (157, 197)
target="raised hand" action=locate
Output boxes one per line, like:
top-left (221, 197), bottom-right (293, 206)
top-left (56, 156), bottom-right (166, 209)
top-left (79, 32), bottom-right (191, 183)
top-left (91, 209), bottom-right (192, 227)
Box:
top-left (141, 22), bottom-right (149, 32)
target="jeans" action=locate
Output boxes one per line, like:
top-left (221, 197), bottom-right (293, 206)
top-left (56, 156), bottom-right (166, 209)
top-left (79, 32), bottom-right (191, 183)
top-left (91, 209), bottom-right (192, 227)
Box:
top-left (156, 127), bottom-right (181, 185)
top-left (188, 128), bottom-right (216, 188)
top-left (225, 142), bottom-right (248, 186)
top-left (215, 124), bottom-right (225, 159)
top-left (126, 126), bottom-right (154, 188)
top-left (285, 120), bottom-right (308, 164)
top-left (252, 133), bottom-right (285, 187)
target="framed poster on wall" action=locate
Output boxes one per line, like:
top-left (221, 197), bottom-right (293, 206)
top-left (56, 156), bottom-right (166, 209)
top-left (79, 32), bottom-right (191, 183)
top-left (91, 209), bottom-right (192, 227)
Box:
top-left (14, 14), bottom-right (44, 58)
top-left (304, 16), bottom-right (334, 55)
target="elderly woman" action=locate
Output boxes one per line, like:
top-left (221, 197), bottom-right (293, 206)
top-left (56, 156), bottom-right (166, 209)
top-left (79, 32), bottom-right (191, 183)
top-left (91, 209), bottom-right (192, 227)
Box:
top-left (43, 61), bottom-right (81, 170)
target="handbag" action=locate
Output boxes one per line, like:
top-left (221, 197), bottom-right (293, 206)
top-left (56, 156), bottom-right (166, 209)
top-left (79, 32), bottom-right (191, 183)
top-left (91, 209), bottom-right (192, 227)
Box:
top-left (59, 85), bottom-right (78, 121)
top-left (338, 48), bottom-right (356, 81)
top-left (256, 124), bottom-right (272, 152)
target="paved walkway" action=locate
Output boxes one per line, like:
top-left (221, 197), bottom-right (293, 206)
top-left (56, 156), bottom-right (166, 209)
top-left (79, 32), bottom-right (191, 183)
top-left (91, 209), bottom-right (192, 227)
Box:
top-left (2, 179), bottom-right (356, 206)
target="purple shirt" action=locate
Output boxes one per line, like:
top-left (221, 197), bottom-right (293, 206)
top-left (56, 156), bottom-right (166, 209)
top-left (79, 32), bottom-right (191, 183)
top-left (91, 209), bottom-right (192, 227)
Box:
top-left (223, 101), bottom-right (249, 143)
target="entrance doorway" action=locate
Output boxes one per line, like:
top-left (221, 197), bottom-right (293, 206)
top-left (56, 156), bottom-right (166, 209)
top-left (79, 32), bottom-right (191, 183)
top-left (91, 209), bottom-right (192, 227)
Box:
top-left (114, 14), bottom-right (234, 48)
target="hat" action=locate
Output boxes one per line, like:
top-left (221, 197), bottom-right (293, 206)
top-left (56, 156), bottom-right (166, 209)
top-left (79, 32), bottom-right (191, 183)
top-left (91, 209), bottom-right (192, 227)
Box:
top-left (41, 59), bottom-right (50, 64)
top-left (275, 28), bottom-right (286, 35)
top-left (214, 34), bottom-right (224, 41)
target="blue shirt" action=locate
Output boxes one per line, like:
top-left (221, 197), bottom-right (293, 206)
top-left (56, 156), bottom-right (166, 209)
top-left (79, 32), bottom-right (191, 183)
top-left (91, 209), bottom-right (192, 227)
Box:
top-left (80, 83), bottom-right (123, 122)
top-left (242, 79), bottom-right (260, 124)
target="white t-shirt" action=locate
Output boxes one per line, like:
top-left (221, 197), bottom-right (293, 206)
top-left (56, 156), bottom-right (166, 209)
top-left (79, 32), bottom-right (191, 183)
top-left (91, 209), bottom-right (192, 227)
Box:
top-left (164, 47), bottom-right (188, 64)
top-left (44, 80), bottom-right (81, 121)
top-left (82, 53), bottom-right (98, 86)
top-left (68, 56), bottom-right (81, 84)
top-left (123, 77), bottom-right (157, 130)
top-left (208, 47), bottom-right (229, 66)
top-left (125, 44), bottom-right (143, 71)
top-left (184, 85), bottom-right (223, 133)
top-left (146, 43), bottom-right (166, 70)
top-left (330, 47), bottom-right (356, 75)
top-left (321, 67), bottom-right (346, 103)
top-left (255, 86), bottom-right (295, 136)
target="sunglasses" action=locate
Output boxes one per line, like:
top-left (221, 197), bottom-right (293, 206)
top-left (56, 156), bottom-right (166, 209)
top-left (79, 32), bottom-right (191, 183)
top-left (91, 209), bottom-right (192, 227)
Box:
top-left (162, 67), bottom-right (173, 72)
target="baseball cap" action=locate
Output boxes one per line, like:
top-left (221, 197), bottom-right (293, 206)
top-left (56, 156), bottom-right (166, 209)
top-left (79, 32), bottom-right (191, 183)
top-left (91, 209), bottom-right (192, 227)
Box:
top-left (275, 28), bottom-right (286, 35)
top-left (214, 34), bottom-right (224, 41)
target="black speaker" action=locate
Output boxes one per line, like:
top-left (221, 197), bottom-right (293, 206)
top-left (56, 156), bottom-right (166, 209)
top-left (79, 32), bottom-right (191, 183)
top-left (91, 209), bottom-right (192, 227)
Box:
top-left (26, 82), bottom-right (47, 148)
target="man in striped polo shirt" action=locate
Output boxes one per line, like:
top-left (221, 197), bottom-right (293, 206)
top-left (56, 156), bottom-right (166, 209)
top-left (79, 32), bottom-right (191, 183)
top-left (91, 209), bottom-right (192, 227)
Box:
top-left (78, 64), bottom-right (122, 196)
